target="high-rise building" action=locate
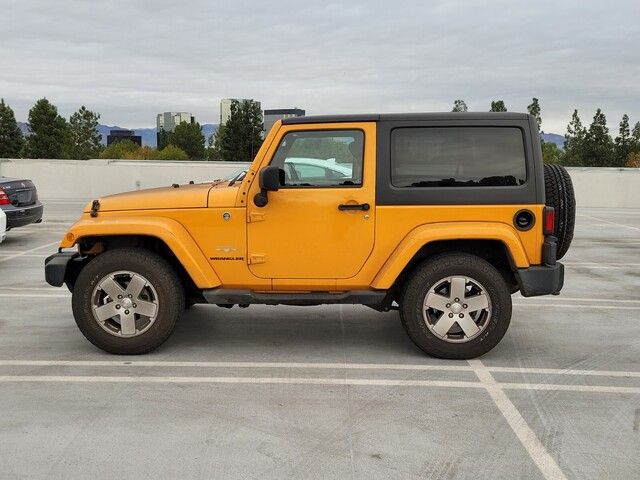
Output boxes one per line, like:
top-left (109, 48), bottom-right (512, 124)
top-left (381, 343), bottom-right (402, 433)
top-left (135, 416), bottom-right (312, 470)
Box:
top-left (156, 112), bottom-right (195, 147)
top-left (263, 108), bottom-right (306, 134)
top-left (220, 98), bottom-right (261, 126)
top-left (107, 129), bottom-right (142, 147)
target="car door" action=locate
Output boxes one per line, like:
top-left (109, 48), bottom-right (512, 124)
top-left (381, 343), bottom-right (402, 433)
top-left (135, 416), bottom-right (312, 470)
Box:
top-left (247, 123), bottom-right (376, 280)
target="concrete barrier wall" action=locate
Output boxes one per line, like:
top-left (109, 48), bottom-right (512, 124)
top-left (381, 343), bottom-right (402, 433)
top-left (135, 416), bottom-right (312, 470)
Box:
top-left (564, 167), bottom-right (640, 208)
top-left (0, 159), bottom-right (251, 199)
top-left (1, 159), bottom-right (639, 208)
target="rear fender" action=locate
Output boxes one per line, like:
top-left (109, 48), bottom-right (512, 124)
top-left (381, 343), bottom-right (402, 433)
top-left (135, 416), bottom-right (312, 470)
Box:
top-left (371, 222), bottom-right (530, 289)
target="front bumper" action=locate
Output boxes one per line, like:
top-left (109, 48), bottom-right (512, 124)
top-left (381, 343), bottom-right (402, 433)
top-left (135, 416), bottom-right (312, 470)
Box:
top-left (44, 252), bottom-right (82, 287)
top-left (516, 262), bottom-right (564, 297)
top-left (3, 202), bottom-right (44, 229)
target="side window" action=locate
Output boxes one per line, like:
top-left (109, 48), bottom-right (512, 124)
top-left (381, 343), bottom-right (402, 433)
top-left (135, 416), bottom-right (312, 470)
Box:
top-left (391, 127), bottom-right (527, 187)
top-left (270, 130), bottom-right (364, 187)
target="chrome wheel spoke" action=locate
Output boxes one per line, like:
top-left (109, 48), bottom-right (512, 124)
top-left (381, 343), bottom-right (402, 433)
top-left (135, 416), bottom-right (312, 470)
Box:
top-left (135, 299), bottom-right (158, 317)
top-left (119, 312), bottom-right (137, 336)
top-left (457, 314), bottom-right (480, 338)
top-left (94, 302), bottom-right (119, 322)
top-left (422, 275), bottom-right (492, 343)
top-left (100, 277), bottom-right (125, 300)
top-left (91, 270), bottom-right (159, 338)
top-left (465, 293), bottom-right (489, 312)
top-left (125, 274), bottom-right (147, 299)
top-left (432, 314), bottom-right (457, 337)
top-left (424, 292), bottom-right (450, 312)
top-left (450, 276), bottom-right (467, 301)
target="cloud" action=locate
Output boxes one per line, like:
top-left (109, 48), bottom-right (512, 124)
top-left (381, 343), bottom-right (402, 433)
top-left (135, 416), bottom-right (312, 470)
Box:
top-left (1, 0), bottom-right (638, 133)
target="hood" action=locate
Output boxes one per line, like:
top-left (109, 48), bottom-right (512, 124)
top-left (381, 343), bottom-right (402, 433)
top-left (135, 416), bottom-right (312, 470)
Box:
top-left (85, 182), bottom-right (215, 212)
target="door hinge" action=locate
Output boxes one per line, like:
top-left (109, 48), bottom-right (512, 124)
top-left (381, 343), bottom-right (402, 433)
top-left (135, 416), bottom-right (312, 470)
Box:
top-left (248, 254), bottom-right (267, 265)
top-left (248, 212), bottom-right (265, 223)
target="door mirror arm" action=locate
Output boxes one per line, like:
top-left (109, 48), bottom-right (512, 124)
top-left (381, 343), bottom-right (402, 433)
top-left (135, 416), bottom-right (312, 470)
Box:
top-left (254, 166), bottom-right (282, 207)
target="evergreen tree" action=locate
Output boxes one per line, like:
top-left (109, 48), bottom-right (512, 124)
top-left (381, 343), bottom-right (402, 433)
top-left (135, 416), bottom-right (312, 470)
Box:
top-left (451, 99), bottom-right (468, 112)
top-left (527, 97), bottom-right (543, 137)
top-left (214, 100), bottom-right (264, 162)
top-left (172, 121), bottom-right (205, 159)
top-left (490, 100), bottom-right (507, 112)
top-left (632, 121), bottom-right (640, 152)
top-left (582, 108), bottom-right (615, 167)
top-left (614, 114), bottom-right (632, 167)
top-left (0, 98), bottom-right (24, 157)
top-left (563, 109), bottom-right (587, 166)
top-left (66, 106), bottom-right (102, 159)
top-left (24, 98), bottom-right (68, 158)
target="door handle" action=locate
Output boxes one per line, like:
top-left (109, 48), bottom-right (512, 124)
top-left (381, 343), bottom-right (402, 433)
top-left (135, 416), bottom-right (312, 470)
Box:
top-left (338, 203), bottom-right (370, 211)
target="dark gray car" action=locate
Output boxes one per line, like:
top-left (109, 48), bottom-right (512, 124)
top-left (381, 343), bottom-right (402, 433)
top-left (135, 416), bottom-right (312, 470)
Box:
top-left (0, 176), bottom-right (44, 229)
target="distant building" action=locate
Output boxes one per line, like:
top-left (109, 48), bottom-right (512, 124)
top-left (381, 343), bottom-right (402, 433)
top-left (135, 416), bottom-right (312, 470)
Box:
top-left (106, 129), bottom-right (141, 147)
top-left (220, 98), bottom-right (261, 126)
top-left (263, 108), bottom-right (306, 134)
top-left (156, 112), bottom-right (195, 147)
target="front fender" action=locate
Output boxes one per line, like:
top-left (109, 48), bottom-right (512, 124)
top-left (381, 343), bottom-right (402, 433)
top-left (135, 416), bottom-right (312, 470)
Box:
top-left (59, 216), bottom-right (221, 289)
top-left (371, 222), bottom-right (530, 289)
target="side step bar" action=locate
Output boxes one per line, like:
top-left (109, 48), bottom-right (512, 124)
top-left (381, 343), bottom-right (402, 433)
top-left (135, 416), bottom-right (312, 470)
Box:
top-left (202, 289), bottom-right (390, 310)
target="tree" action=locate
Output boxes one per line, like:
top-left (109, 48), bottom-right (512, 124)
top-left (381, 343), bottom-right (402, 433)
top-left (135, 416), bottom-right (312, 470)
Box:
top-left (490, 100), bottom-right (507, 112)
top-left (614, 114), bottom-right (633, 167)
top-left (24, 98), bottom-right (68, 159)
top-left (527, 97), bottom-right (542, 137)
top-left (581, 108), bottom-right (615, 167)
top-left (152, 145), bottom-right (189, 161)
top-left (542, 141), bottom-right (562, 164)
top-left (451, 99), bottom-right (468, 112)
top-left (626, 152), bottom-right (640, 168)
top-left (632, 121), bottom-right (640, 152)
top-left (100, 139), bottom-right (139, 159)
top-left (172, 121), bottom-right (205, 159)
top-left (562, 109), bottom-right (587, 166)
top-left (214, 100), bottom-right (264, 162)
top-left (65, 106), bottom-right (102, 159)
top-left (0, 98), bottom-right (24, 158)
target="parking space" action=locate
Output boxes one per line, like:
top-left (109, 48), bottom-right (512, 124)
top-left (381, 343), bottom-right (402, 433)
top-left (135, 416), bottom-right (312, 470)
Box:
top-left (0, 200), bottom-right (639, 479)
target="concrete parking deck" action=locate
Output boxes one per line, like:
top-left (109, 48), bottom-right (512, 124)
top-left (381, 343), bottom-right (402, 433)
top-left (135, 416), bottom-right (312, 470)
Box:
top-left (0, 201), bottom-right (639, 479)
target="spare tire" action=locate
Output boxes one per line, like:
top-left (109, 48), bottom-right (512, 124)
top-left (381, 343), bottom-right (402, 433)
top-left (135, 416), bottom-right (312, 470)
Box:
top-left (543, 164), bottom-right (575, 260)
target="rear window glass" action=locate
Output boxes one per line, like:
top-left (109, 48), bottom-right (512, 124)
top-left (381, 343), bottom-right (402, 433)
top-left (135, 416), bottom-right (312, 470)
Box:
top-left (391, 127), bottom-right (527, 188)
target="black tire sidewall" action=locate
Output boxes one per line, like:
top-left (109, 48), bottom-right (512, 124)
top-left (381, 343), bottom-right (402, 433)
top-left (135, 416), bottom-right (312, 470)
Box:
top-left (400, 253), bottom-right (512, 359)
top-left (72, 248), bottom-right (184, 354)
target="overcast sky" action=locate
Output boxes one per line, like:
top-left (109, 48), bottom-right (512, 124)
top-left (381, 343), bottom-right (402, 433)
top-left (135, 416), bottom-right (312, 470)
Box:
top-left (2, 0), bottom-right (639, 133)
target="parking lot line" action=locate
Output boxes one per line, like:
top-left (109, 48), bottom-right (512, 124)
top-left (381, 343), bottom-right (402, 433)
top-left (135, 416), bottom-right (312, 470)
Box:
top-left (469, 359), bottom-right (568, 480)
top-left (0, 241), bottom-right (59, 264)
top-left (0, 374), bottom-right (637, 394)
top-left (1, 359), bottom-right (639, 378)
top-left (578, 213), bottom-right (640, 232)
top-left (512, 303), bottom-right (640, 310)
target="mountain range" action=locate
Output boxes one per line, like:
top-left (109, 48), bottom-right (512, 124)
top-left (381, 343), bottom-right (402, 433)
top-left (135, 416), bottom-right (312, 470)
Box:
top-left (17, 122), bottom-right (565, 149)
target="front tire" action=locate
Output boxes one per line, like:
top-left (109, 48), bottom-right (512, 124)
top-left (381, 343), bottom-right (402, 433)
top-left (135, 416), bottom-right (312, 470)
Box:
top-left (399, 253), bottom-right (511, 359)
top-left (72, 248), bottom-right (184, 354)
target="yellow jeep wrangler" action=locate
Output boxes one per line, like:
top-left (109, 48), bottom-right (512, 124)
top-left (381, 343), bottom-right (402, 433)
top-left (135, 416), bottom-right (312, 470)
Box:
top-left (45, 113), bottom-right (575, 359)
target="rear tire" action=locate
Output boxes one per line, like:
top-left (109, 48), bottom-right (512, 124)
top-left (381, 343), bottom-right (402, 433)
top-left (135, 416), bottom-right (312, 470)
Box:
top-left (72, 248), bottom-right (184, 354)
top-left (399, 253), bottom-right (512, 359)
top-left (544, 164), bottom-right (575, 259)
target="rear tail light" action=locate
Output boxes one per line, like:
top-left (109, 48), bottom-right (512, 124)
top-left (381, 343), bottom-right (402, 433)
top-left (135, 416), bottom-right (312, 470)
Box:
top-left (0, 188), bottom-right (9, 205)
top-left (543, 206), bottom-right (555, 235)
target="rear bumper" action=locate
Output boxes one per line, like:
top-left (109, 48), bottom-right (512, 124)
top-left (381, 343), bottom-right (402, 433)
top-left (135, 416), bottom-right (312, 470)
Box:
top-left (516, 262), bottom-right (564, 297)
top-left (2, 202), bottom-right (44, 229)
top-left (44, 252), bottom-right (81, 287)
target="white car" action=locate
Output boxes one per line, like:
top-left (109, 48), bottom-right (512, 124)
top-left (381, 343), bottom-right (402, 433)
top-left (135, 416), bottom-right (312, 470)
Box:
top-left (0, 208), bottom-right (6, 244)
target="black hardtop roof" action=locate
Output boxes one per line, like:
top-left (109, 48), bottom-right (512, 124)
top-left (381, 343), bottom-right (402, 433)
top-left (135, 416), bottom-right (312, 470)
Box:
top-left (282, 112), bottom-right (531, 125)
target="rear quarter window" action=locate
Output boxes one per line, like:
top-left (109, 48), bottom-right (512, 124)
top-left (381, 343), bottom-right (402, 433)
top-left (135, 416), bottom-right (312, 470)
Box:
top-left (391, 127), bottom-right (527, 188)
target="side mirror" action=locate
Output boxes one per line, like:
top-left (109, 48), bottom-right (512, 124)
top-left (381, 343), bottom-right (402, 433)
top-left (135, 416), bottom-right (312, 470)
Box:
top-left (254, 166), bottom-right (283, 207)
